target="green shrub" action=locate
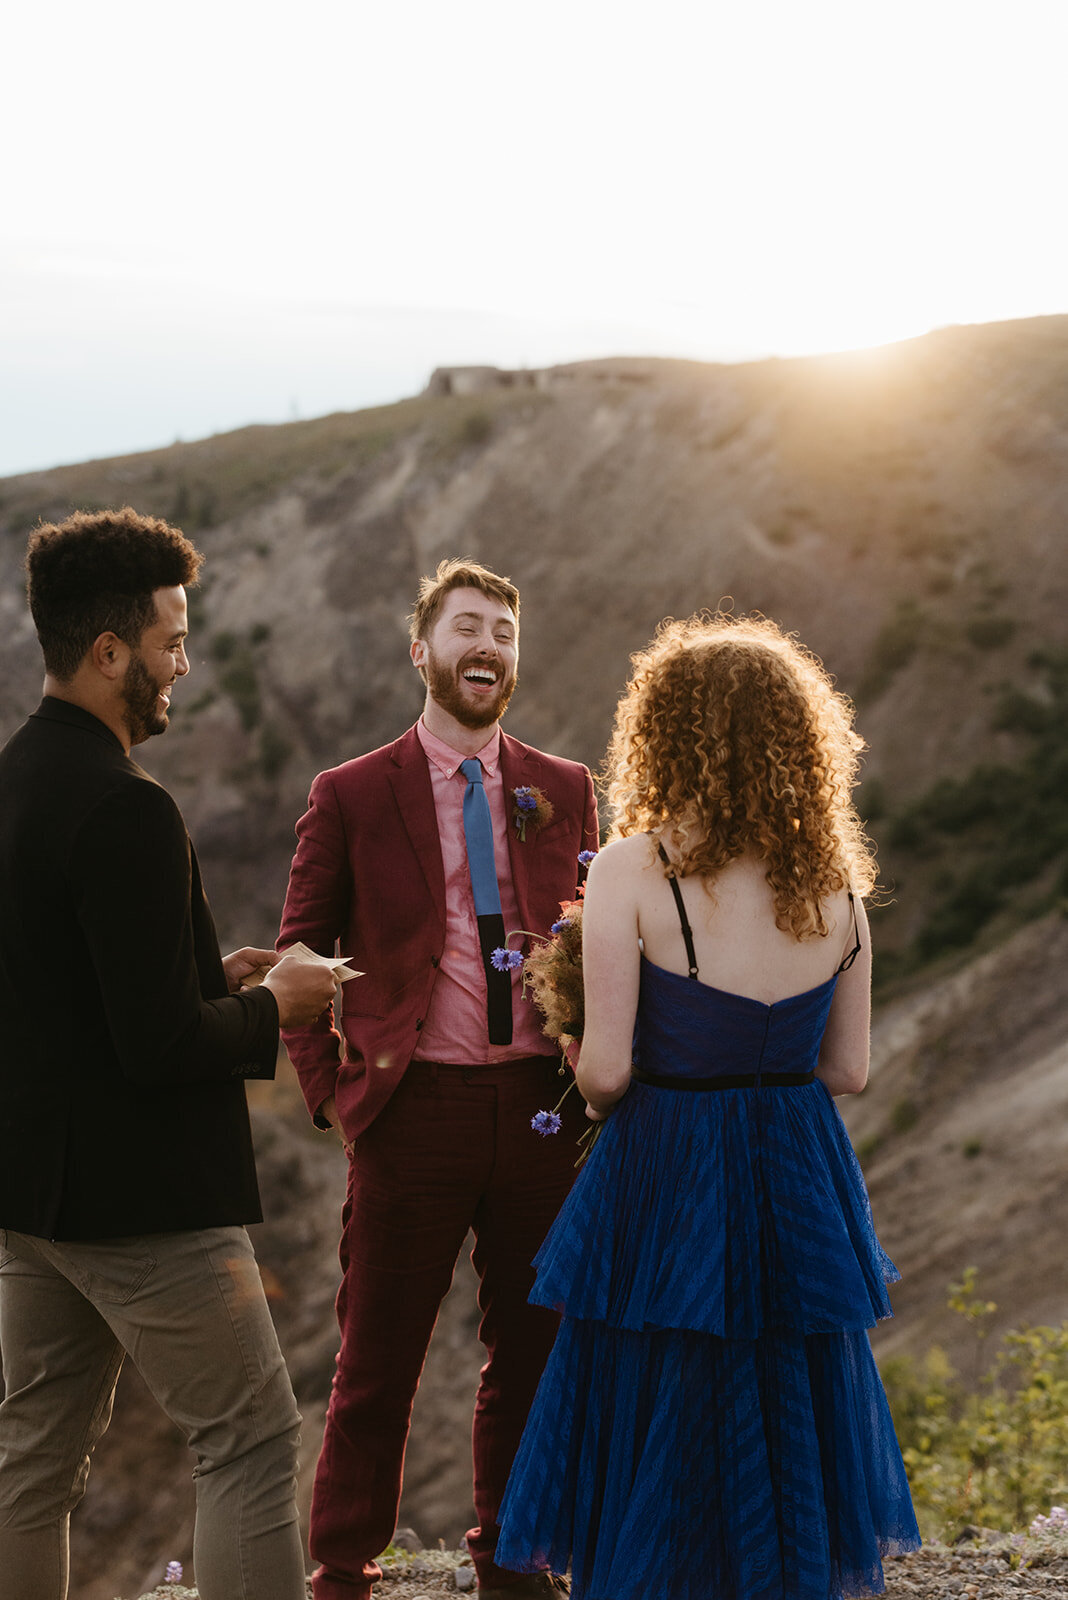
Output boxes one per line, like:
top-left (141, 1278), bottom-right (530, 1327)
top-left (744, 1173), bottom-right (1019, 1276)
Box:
top-left (860, 776), bottom-right (887, 824)
top-left (857, 600), bottom-right (927, 702)
top-left (965, 614), bottom-right (1017, 650)
top-left (258, 723), bottom-right (291, 781)
top-left (183, 689), bottom-right (217, 716)
top-left (458, 409), bottom-right (492, 447)
top-left (219, 659), bottom-right (260, 731)
top-left (994, 687), bottom-right (1058, 738)
top-left (210, 626), bottom-right (274, 731)
top-left (913, 874), bottom-right (1004, 961)
top-left (211, 630), bottom-right (239, 663)
top-left (856, 1132), bottom-right (882, 1165)
top-left (883, 1271), bottom-right (1068, 1537)
top-left (884, 650), bottom-right (1068, 964)
top-left (890, 1096), bottom-right (919, 1135)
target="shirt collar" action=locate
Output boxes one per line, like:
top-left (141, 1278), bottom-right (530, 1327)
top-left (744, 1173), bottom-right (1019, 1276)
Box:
top-left (417, 717), bottom-right (501, 780)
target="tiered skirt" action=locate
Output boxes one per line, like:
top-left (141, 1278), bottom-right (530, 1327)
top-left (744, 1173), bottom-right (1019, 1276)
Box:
top-left (496, 1079), bottom-right (920, 1600)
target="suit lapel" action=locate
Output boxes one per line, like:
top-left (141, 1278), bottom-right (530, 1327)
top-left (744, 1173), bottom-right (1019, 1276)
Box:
top-left (387, 727), bottom-right (447, 923)
top-left (500, 734), bottom-right (537, 936)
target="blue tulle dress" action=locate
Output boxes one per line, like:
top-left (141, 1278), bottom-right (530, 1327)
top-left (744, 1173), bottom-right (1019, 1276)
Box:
top-left (496, 882), bottom-right (920, 1600)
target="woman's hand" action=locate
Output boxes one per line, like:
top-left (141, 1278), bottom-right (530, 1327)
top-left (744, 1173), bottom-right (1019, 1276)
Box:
top-left (561, 1036), bottom-right (582, 1072)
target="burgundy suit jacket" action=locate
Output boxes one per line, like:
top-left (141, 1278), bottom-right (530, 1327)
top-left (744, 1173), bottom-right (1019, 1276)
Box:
top-left (278, 724), bottom-right (600, 1140)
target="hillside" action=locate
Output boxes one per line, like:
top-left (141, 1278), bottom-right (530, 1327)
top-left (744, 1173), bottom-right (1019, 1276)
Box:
top-left (1, 317), bottom-right (1067, 1595)
top-left (846, 906), bottom-right (1068, 1364)
top-left (2, 318), bottom-right (1066, 970)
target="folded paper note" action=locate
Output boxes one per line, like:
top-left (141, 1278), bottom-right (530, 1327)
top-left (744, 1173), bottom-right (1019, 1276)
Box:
top-left (243, 941), bottom-right (362, 987)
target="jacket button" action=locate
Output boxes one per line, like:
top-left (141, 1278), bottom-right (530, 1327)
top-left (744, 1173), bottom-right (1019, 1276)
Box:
top-left (415, 1018), bottom-right (424, 1030)
top-left (431, 956), bottom-right (439, 968)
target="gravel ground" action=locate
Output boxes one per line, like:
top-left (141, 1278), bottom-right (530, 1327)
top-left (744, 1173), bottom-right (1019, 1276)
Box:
top-left (129, 1536), bottom-right (1068, 1600)
top-left (880, 1539), bottom-right (1068, 1598)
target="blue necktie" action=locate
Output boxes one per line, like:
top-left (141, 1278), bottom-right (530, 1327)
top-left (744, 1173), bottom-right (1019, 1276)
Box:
top-left (460, 758), bottom-right (513, 1045)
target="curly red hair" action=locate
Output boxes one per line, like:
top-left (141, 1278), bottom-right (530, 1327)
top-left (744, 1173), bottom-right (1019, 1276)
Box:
top-left (604, 614), bottom-right (876, 938)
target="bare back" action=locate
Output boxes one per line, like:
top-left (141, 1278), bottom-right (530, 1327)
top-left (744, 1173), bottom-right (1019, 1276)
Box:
top-left (639, 840), bottom-right (857, 1005)
top-left (576, 830), bottom-right (872, 1110)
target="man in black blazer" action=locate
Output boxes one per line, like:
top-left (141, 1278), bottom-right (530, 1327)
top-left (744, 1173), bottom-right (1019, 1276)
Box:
top-left (0, 507), bottom-right (337, 1600)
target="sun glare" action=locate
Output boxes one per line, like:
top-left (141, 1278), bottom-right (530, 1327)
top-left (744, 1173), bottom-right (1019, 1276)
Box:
top-left (759, 306), bottom-right (941, 361)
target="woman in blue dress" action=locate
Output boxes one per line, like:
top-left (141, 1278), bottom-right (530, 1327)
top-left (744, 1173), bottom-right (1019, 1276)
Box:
top-left (497, 614), bottom-right (920, 1600)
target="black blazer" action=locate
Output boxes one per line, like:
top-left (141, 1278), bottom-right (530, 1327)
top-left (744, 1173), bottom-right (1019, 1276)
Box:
top-left (0, 698), bottom-right (279, 1239)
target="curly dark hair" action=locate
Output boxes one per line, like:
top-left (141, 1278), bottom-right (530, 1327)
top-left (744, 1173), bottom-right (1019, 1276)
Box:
top-left (604, 613), bottom-right (877, 938)
top-left (26, 507), bottom-right (203, 680)
top-left (408, 557), bottom-right (519, 644)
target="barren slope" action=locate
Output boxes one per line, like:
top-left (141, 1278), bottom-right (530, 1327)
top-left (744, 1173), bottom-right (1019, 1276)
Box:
top-left (0, 320), bottom-right (1066, 1592)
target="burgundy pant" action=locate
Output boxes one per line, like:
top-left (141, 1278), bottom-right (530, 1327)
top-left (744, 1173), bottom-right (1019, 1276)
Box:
top-left (309, 1056), bottom-right (584, 1600)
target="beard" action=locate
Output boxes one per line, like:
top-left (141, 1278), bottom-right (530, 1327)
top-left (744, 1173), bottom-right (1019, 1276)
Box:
top-left (424, 647), bottom-right (517, 730)
top-left (121, 652), bottom-right (169, 745)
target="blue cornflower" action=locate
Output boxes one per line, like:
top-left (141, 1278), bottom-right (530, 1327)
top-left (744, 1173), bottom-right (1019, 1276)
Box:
top-left (578, 850), bottom-right (597, 866)
top-left (550, 919), bottom-right (572, 934)
top-left (514, 788), bottom-right (538, 812)
top-left (491, 947), bottom-right (524, 972)
top-left (531, 1109), bottom-right (563, 1136)
top-left (165, 1562), bottom-right (184, 1584)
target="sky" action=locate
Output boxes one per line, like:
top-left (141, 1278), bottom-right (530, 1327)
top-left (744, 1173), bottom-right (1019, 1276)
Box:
top-left (2, 0), bottom-right (1067, 477)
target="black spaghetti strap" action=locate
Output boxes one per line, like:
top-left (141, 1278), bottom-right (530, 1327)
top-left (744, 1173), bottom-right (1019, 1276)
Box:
top-left (656, 843), bottom-right (699, 979)
top-left (835, 892), bottom-right (862, 974)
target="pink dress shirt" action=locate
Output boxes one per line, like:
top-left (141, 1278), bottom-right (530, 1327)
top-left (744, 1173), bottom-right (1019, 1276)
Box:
top-left (412, 720), bottom-right (551, 1064)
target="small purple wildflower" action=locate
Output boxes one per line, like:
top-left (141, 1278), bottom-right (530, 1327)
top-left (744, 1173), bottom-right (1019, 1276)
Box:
top-left (1031, 1507), bottom-right (1068, 1536)
top-left (165, 1561), bottom-right (184, 1584)
top-left (491, 947), bottom-right (524, 972)
top-left (578, 850), bottom-right (597, 867)
top-left (514, 788), bottom-right (538, 812)
top-left (550, 919), bottom-right (572, 935)
top-left (531, 1109), bottom-right (563, 1136)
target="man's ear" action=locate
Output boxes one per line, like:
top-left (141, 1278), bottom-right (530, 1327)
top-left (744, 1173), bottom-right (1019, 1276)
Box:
top-left (89, 632), bottom-right (130, 682)
top-left (410, 637), bottom-right (428, 683)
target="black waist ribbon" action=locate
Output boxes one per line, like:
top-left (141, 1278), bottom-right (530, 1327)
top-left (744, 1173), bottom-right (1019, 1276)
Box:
top-left (631, 1068), bottom-right (816, 1091)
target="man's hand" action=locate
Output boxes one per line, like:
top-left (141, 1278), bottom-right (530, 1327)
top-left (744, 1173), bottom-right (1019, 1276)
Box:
top-left (318, 1095), bottom-right (354, 1158)
top-left (222, 946), bottom-right (279, 992)
top-left (261, 954), bottom-right (339, 1027)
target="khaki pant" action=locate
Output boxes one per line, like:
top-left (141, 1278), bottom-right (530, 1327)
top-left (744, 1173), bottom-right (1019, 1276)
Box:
top-left (0, 1225), bottom-right (305, 1600)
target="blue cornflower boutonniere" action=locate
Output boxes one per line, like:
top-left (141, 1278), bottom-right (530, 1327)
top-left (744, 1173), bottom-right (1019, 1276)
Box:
top-left (512, 785), bottom-right (554, 841)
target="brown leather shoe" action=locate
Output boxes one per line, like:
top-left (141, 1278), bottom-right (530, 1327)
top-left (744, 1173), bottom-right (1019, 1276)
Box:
top-left (478, 1575), bottom-right (570, 1600)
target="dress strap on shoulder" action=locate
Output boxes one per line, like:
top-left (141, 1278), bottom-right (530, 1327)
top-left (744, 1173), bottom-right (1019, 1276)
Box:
top-left (656, 842), bottom-right (699, 979)
top-left (835, 891), bottom-right (862, 974)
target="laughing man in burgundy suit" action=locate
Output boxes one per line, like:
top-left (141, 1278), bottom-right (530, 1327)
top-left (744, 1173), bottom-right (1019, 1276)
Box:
top-left (278, 559), bottom-right (599, 1600)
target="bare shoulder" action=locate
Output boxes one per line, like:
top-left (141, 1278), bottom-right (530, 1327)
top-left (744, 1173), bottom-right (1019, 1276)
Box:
top-left (588, 833), bottom-right (659, 882)
top-left (827, 880), bottom-right (868, 937)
